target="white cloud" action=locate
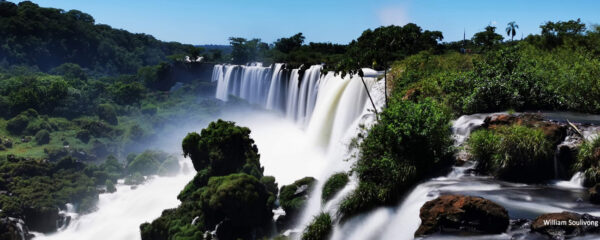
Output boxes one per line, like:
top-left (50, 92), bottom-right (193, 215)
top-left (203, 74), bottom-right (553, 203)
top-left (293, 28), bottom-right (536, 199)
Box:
top-left (491, 21), bottom-right (498, 26)
top-left (378, 5), bottom-right (409, 26)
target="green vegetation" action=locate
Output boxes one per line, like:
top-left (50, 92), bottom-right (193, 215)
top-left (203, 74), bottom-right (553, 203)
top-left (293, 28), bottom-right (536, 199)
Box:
top-left (339, 98), bottom-right (453, 219)
top-left (141, 120), bottom-right (277, 240)
top-left (468, 125), bottom-right (554, 182)
top-left (126, 150), bottom-right (180, 176)
top-left (321, 172), bottom-right (349, 203)
top-left (575, 136), bottom-right (600, 187)
top-left (279, 177), bottom-right (317, 220)
top-left (182, 119), bottom-right (262, 177)
top-left (301, 213), bottom-right (333, 240)
top-left (0, 1), bottom-right (192, 74)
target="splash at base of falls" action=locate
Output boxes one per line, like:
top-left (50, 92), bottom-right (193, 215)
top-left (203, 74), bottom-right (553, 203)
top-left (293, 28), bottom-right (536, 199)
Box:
top-left (34, 161), bottom-right (195, 240)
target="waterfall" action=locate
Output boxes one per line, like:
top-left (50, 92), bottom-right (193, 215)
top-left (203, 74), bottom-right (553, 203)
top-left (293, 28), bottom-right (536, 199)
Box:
top-left (213, 63), bottom-right (379, 150)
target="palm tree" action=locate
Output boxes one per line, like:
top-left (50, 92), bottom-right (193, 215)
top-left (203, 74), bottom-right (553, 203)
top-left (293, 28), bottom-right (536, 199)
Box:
top-left (506, 21), bottom-right (519, 41)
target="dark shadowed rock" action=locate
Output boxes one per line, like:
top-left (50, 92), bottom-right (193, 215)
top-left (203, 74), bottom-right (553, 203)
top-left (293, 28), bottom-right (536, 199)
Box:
top-left (415, 195), bottom-right (509, 237)
top-left (531, 212), bottom-right (600, 239)
top-left (589, 184), bottom-right (600, 205)
top-left (0, 217), bottom-right (34, 240)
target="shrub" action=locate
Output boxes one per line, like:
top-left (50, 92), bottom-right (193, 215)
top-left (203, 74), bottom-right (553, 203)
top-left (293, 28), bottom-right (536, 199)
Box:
top-left (468, 125), bottom-right (554, 182)
top-left (182, 119), bottom-right (262, 177)
top-left (302, 213), bottom-right (332, 240)
top-left (97, 104), bottom-right (118, 125)
top-left (34, 129), bottom-right (50, 145)
top-left (6, 114), bottom-right (30, 134)
top-left (575, 136), bottom-right (600, 187)
top-left (105, 179), bottom-right (116, 193)
top-left (340, 98), bottom-right (453, 219)
top-left (322, 172), bottom-right (349, 203)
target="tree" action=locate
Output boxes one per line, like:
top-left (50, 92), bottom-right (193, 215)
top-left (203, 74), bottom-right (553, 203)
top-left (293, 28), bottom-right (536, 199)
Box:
top-left (473, 25), bottom-right (504, 51)
top-left (228, 37), bottom-right (268, 64)
top-left (340, 24), bottom-right (443, 108)
top-left (506, 21), bottom-right (519, 41)
top-left (274, 33), bottom-right (305, 53)
top-left (187, 46), bottom-right (204, 62)
top-left (541, 18), bottom-right (586, 37)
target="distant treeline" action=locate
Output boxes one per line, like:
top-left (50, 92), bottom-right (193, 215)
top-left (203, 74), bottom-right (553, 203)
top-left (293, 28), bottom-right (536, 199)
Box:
top-left (0, 1), bottom-right (193, 74)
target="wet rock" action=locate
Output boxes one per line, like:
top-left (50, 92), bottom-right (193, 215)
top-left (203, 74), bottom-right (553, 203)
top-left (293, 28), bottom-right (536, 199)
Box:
top-left (0, 217), bottom-right (34, 240)
top-left (415, 195), bottom-right (509, 237)
top-left (531, 212), bottom-right (600, 239)
top-left (483, 113), bottom-right (567, 145)
top-left (590, 184), bottom-right (600, 205)
top-left (455, 150), bottom-right (471, 166)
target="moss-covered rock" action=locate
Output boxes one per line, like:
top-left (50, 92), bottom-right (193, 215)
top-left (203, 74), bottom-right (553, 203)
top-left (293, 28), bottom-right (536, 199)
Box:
top-left (302, 213), bottom-right (332, 240)
top-left (321, 172), bottom-right (349, 203)
top-left (181, 119), bottom-right (262, 177)
top-left (279, 177), bottom-right (316, 220)
top-left (141, 120), bottom-right (276, 240)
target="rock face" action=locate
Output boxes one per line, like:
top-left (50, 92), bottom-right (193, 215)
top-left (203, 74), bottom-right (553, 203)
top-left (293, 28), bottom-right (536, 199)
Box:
top-left (0, 217), bottom-right (34, 240)
top-left (24, 206), bottom-right (59, 233)
top-left (415, 195), bottom-right (509, 237)
top-left (531, 212), bottom-right (600, 239)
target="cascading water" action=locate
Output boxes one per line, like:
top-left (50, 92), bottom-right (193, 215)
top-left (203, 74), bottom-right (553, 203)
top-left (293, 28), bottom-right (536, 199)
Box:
top-left (328, 112), bottom-right (600, 240)
top-left (35, 64), bottom-right (384, 240)
top-left (34, 160), bottom-right (195, 240)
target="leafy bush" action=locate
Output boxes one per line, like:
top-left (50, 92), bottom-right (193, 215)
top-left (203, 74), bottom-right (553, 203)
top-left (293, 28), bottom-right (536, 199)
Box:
top-left (302, 213), bottom-right (332, 240)
top-left (468, 125), bottom-right (554, 182)
top-left (34, 129), bottom-right (50, 145)
top-left (575, 136), bottom-right (600, 187)
top-left (339, 98), bottom-right (453, 219)
top-left (322, 172), bottom-right (349, 203)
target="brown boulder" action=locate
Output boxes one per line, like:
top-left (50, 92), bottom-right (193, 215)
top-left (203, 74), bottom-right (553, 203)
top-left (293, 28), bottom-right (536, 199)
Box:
top-left (415, 195), bottom-right (509, 236)
top-left (531, 212), bottom-right (600, 239)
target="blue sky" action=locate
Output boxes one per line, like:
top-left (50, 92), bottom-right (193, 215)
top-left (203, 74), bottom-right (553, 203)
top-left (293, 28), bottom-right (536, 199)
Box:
top-left (11, 0), bottom-right (600, 45)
